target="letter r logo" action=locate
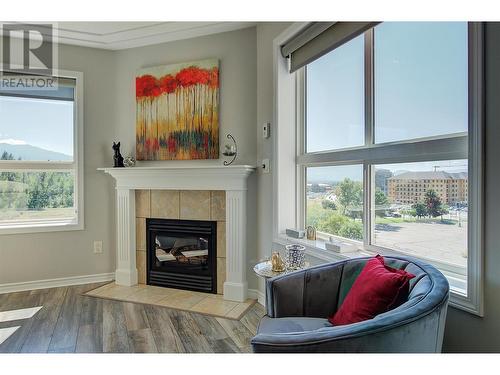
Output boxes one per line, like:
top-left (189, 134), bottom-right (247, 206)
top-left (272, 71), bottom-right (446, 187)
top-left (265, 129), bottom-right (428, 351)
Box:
top-left (1, 23), bottom-right (55, 75)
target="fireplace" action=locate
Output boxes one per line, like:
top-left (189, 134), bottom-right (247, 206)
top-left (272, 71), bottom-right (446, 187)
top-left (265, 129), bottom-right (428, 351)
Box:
top-left (146, 218), bottom-right (217, 293)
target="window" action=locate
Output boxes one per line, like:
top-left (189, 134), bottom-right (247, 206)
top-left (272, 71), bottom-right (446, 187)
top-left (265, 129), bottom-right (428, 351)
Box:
top-left (306, 165), bottom-right (364, 241)
top-left (0, 72), bottom-right (83, 233)
top-left (275, 22), bottom-right (483, 314)
top-left (373, 160), bottom-right (468, 269)
top-left (374, 22), bottom-right (468, 143)
top-left (306, 34), bottom-right (364, 152)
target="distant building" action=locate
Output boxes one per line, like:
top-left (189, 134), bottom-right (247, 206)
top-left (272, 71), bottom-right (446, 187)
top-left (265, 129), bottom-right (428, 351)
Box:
top-left (387, 171), bottom-right (468, 205)
top-left (375, 168), bottom-right (393, 194)
top-left (306, 183), bottom-right (333, 193)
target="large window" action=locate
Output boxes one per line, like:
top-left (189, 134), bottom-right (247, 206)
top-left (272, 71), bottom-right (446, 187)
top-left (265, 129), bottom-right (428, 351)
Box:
top-left (0, 73), bottom-right (83, 233)
top-left (287, 22), bottom-right (483, 314)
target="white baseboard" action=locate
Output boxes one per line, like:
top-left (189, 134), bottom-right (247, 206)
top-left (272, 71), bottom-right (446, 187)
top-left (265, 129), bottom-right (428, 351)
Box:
top-left (0, 272), bottom-right (115, 294)
top-left (248, 288), bottom-right (265, 306)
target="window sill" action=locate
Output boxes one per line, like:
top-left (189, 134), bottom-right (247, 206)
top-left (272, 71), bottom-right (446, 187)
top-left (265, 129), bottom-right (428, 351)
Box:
top-left (274, 233), bottom-right (371, 262)
top-left (0, 220), bottom-right (83, 235)
top-left (273, 232), bottom-right (469, 311)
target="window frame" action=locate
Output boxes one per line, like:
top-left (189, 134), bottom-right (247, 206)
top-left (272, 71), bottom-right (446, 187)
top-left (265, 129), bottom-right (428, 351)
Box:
top-left (0, 69), bottom-right (84, 235)
top-left (273, 22), bottom-right (483, 316)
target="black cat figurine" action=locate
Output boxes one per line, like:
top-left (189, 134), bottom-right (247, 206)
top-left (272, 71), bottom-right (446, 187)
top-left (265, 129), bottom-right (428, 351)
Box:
top-left (112, 142), bottom-right (125, 168)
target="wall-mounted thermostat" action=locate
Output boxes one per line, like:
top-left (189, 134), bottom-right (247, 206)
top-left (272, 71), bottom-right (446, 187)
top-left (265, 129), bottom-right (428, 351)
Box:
top-left (262, 122), bottom-right (271, 139)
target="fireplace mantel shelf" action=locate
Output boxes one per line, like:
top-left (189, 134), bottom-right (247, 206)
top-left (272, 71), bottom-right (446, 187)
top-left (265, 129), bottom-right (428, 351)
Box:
top-left (99, 164), bottom-right (256, 302)
top-left (98, 164), bottom-right (255, 191)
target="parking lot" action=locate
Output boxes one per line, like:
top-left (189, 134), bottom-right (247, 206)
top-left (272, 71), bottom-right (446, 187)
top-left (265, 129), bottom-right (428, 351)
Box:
top-left (374, 220), bottom-right (467, 267)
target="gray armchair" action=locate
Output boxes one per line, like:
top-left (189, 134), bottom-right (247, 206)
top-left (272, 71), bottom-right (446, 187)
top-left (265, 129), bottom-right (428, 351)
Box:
top-left (251, 255), bottom-right (449, 353)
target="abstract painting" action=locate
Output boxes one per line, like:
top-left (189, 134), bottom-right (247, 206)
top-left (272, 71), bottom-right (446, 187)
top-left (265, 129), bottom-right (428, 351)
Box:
top-left (136, 59), bottom-right (219, 160)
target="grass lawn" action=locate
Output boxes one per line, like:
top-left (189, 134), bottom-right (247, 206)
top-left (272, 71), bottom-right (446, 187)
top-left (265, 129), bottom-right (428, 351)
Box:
top-left (375, 216), bottom-right (458, 225)
top-left (0, 207), bottom-right (75, 221)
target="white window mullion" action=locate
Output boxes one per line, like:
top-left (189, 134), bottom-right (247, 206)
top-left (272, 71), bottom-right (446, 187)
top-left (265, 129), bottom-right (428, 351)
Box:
top-left (363, 28), bottom-right (375, 248)
top-left (296, 68), bottom-right (306, 229)
top-left (363, 163), bottom-right (373, 248)
top-left (364, 28), bottom-right (374, 147)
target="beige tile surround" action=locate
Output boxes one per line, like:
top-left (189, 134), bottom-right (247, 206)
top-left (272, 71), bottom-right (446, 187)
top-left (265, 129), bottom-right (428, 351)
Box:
top-left (135, 189), bottom-right (226, 294)
top-left (85, 282), bottom-right (255, 320)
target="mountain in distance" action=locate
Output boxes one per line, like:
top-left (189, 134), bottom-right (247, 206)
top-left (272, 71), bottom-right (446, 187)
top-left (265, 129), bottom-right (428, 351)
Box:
top-left (0, 142), bottom-right (72, 161)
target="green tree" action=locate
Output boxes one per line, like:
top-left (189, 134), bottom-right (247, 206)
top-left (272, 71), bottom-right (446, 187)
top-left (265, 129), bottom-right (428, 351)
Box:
top-left (310, 183), bottom-right (324, 193)
top-left (321, 199), bottom-right (336, 210)
top-left (316, 212), bottom-right (363, 241)
top-left (0, 151), bottom-right (18, 182)
top-left (374, 188), bottom-right (389, 217)
top-left (424, 189), bottom-right (443, 218)
top-left (412, 202), bottom-right (427, 218)
top-left (439, 204), bottom-right (450, 221)
top-left (1, 151), bottom-right (14, 160)
top-left (318, 213), bottom-right (348, 235)
top-left (27, 173), bottom-right (50, 210)
top-left (337, 220), bottom-right (363, 241)
top-left (375, 188), bottom-right (389, 206)
top-left (335, 178), bottom-right (362, 215)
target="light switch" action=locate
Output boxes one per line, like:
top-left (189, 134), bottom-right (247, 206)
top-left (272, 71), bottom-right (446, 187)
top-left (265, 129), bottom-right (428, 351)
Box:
top-left (262, 122), bottom-right (270, 139)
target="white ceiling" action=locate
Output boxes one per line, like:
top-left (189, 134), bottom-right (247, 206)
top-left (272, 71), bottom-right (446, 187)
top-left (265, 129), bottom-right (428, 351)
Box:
top-left (46, 22), bottom-right (256, 50)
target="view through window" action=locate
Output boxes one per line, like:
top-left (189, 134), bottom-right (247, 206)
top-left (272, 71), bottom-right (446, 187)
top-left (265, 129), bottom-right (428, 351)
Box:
top-left (374, 160), bottom-right (468, 268)
top-left (303, 22), bottom-right (469, 272)
top-left (0, 83), bottom-right (77, 226)
top-left (306, 165), bottom-right (364, 241)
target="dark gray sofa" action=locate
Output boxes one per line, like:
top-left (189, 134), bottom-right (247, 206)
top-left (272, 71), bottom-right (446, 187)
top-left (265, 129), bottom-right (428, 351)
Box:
top-left (251, 255), bottom-right (449, 353)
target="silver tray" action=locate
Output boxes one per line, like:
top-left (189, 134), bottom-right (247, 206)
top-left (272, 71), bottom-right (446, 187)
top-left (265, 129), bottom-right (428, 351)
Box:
top-left (253, 261), bottom-right (310, 278)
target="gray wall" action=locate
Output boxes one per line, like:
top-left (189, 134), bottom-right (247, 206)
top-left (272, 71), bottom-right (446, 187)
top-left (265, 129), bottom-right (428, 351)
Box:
top-left (442, 22), bottom-right (500, 352)
top-left (0, 43), bottom-right (118, 283)
top-left (113, 27), bottom-right (257, 167)
top-left (256, 23), bottom-right (292, 294)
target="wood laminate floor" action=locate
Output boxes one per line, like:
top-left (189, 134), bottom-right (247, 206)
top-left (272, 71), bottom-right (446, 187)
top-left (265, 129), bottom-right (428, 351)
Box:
top-left (0, 283), bottom-right (265, 353)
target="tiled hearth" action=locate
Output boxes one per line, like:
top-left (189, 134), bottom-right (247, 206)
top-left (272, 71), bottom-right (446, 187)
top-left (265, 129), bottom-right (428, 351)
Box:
top-left (85, 282), bottom-right (255, 320)
top-left (135, 189), bottom-right (227, 294)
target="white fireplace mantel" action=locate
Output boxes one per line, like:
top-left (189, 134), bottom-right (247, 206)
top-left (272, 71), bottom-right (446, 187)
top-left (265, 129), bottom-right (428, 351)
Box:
top-left (98, 165), bottom-right (255, 302)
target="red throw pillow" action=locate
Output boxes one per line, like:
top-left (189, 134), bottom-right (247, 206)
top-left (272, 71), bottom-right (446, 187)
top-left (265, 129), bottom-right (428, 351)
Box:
top-left (329, 255), bottom-right (415, 326)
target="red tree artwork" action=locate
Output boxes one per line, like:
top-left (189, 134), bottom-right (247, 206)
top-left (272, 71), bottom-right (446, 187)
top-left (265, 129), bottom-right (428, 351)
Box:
top-left (136, 59), bottom-right (219, 160)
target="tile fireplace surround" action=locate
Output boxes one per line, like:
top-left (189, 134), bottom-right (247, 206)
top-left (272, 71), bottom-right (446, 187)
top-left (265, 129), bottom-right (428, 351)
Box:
top-left (99, 165), bottom-right (255, 302)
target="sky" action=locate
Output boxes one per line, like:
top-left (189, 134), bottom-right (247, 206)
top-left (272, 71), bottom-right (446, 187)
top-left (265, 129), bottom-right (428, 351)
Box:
top-left (307, 22), bottom-right (468, 183)
top-left (0, 96), bottom-right (74, 156)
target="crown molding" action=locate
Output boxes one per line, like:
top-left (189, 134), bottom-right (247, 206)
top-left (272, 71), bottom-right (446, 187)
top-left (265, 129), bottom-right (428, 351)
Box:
top-left (0, 22), bottom-right (257, 50)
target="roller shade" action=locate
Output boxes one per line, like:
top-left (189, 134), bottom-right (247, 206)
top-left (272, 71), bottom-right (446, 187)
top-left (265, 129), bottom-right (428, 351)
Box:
top-left (281, 22), bottom-right (380, 72)
top-left (0, 74), bottom-right (76, 101)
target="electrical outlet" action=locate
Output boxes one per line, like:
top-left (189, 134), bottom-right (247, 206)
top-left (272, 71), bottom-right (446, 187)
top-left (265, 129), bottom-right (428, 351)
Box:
top-left (262, 159), bottom-right (270, 174)
top-left (93, 240), bottom-right (103, 254)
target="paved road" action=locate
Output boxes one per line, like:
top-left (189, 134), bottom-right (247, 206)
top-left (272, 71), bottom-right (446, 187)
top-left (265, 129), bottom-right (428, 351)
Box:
top-left (374, 221), bottom-right (467, 267)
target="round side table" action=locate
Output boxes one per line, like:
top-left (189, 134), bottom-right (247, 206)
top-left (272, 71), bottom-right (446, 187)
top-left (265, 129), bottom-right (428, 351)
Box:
top-left (253, 261), bottom-right (310, 310)
top-left (253, 260), bottom-right (310, 278)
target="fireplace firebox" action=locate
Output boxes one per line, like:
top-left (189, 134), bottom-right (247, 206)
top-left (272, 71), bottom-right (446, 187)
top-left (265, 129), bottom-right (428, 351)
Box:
top-left (146, 218), bottom-right (217, 293)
